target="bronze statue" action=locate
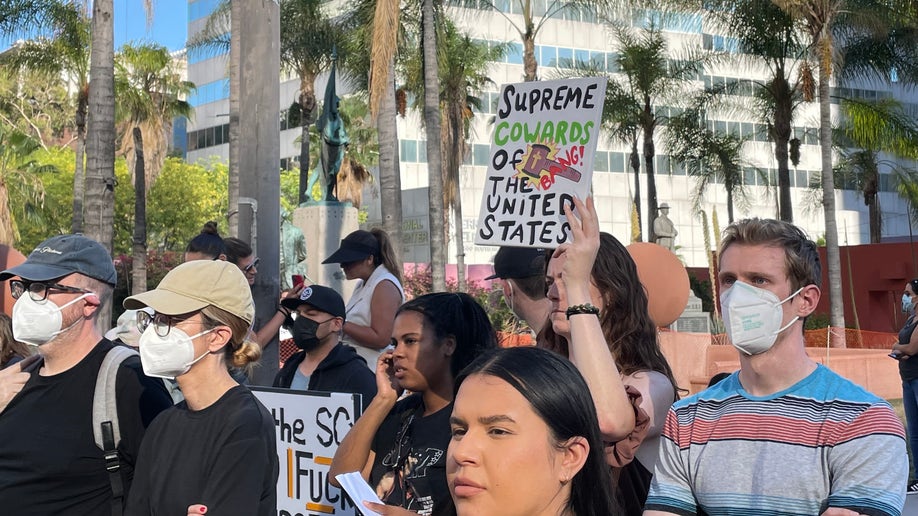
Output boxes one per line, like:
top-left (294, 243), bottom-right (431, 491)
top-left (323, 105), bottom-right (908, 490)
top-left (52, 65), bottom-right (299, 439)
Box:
top-left (304, 51), bottom-right (348, 204)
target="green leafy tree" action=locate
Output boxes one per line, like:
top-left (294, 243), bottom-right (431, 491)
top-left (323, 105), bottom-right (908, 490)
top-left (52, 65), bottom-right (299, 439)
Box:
top-left (146, 157), bottom-right (228, 252)
top-left (0, 125), bottom-right (53, 245)
top-left (835, 98), bottom-right (918, 243)
top-left (0, 1), bottom-right (92, 232)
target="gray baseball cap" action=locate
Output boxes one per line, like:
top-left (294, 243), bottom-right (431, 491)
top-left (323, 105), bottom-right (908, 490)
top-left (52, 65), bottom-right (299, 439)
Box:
top-left (0, 234), bottom-right (117, 286)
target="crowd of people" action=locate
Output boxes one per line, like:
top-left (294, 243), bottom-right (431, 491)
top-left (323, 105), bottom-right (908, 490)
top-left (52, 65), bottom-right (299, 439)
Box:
top-left (0, 200), bottom-right (910, 516)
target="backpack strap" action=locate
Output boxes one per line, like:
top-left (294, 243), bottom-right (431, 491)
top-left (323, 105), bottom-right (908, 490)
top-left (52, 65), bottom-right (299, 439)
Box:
top-left (92, 345), bottom-right (139, 516)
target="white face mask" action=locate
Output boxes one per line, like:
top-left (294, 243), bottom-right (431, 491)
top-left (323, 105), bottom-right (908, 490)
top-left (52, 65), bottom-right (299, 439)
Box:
top-left (12, 293), bottom-right (93, 346)
top-left (720, 280), bottom-right (804, 355)
top-left (138, 325), bottom-right (215, 380)
top-left (903, 293), bottom-right (913, 314)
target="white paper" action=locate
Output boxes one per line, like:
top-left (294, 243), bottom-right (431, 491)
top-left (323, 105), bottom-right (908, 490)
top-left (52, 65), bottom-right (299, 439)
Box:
top-left (335, 471), bottom-right (384, 515)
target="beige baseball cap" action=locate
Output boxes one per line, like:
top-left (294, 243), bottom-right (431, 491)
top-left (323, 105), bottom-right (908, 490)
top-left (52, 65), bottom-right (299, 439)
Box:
top-left (123, 260), bottom-right (255, 325)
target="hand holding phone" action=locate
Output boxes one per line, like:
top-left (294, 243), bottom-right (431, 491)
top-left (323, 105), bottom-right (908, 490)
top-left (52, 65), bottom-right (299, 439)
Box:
top-left (292, 274), bottom-right (304, 289)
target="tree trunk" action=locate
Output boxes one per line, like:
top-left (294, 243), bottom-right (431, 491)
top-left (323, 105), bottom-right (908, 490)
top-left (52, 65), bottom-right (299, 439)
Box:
top-left (726, 183), bottom-right (735, 223)
top-left (818, 55), bottom-right (845, 342)
top-left (71, 94), bottom-right (87, 233)
top-left (773, 75), bottom-right (794, 222)
top-left (227, 0), bottom-right (241, 237)
top-left (864, 155), bottom-right (880, 243)
top-left (522, 31), bottom-right (537, 81)
top-left (630, 138), bottom-right (642, 241)
top-left (298, 85), bottom-right (315, 204)
top-left (422, 0), bottom-right (445, 292)
top-left (642, 109), bottom-right (658, 243)
top-left (446, 103), bottom-right (466, 292)
top-left (132, 127), bottom-right (147, 295)
top-left (84, 0), bottom-right (115, 328)
top-left (378, 62), bottom-right (403, 259)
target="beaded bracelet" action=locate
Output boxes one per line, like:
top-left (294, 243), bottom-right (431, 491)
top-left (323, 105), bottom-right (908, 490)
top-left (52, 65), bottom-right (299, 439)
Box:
top-left (566, 303), bottom-right (600, 319)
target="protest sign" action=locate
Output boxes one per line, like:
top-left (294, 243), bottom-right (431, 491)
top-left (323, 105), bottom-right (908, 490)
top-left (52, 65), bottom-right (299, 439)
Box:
top-left (475, 77), bottom-right (607, 248)
top-left (252, 387), bottom-right (362, 516)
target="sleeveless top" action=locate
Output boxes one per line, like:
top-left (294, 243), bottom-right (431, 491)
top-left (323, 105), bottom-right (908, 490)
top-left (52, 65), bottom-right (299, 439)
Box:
top-left (899, 316), bottom-right (918, 381)
top-left (343, 265), bottom-right (405, 367)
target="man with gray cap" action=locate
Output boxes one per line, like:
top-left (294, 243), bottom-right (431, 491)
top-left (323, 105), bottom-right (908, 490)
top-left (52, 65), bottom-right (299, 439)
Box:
top-left (487, 246), bottom-right (552, 335)
top-left (0, 234), bottom-right (173, 516)
top-left (273, 285), bottom-right (376, 411)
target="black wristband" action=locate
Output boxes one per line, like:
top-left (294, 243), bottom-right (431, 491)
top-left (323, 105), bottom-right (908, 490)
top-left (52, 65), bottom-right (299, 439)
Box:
top-left (566, 303), bottom-right (600, 319)
top-left (277, 304), bottom-right (291, 317)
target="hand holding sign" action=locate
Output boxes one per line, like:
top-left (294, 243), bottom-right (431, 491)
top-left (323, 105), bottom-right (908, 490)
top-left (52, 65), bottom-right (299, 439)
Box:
top-left (553, 196), bottom-right (600, 292)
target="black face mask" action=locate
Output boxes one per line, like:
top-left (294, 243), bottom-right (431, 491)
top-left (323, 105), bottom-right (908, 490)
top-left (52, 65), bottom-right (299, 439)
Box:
top-left (292, 316), bottom-right (334, 352)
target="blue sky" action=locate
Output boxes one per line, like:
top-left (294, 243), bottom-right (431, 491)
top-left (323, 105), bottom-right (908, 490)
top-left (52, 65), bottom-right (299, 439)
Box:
top-left (115, 0), bottom-right (187, 51)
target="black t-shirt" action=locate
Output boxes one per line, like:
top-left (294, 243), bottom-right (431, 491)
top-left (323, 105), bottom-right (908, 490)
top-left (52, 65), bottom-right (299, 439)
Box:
top-left (369, 394), bottom-right (454, 516)
top-left (0, 339), bottom-right (173, 515)
top-left (125, 385), bottom-right (279, 516)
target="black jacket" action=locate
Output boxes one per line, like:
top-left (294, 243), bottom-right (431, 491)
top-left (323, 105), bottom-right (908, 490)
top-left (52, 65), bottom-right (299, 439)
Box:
top-left (273, 343), bottom-right (377, 411)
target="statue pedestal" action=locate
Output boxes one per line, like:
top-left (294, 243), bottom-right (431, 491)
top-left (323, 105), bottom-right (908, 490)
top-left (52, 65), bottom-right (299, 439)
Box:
top-left (292, 203), bottom-right (359, 301)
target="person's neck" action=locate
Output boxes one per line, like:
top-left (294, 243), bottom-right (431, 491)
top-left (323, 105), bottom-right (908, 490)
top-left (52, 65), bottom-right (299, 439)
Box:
top-left (39, 321), bottom-right (103, 376)
top-left (420, 381), bottom-right (454, 417)
top-left (300, 338), bottom-right (339, 375)
top-left (738, 333), bottom-right (817, 396)
top-left (177, 358), bottom-right (239, 411)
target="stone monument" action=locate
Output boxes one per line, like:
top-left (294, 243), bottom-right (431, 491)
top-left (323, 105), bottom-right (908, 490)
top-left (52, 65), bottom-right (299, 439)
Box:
top-left (653, 202), bottom-right (678, 251)
top-left (671, 289), bottom-right (711, 334)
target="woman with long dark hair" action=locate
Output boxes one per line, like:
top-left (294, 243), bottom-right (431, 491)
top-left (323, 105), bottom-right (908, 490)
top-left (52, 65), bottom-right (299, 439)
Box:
top-left (540, 196), bottom-right (680, 513)
top-left (330, 292), bottom-right (497, 515)
top-left (448, 346), bottom-right (620, 516)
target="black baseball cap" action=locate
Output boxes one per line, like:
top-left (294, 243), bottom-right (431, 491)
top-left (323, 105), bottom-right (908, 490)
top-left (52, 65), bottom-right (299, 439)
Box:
top-left (485, 246), bottom-right (547, 281)
top-left (0, 234), bottom-right (117, 286)
top-left (322, 230), bottom-right (379, 264)
top-left (282, 284), bottom-right (347, 320)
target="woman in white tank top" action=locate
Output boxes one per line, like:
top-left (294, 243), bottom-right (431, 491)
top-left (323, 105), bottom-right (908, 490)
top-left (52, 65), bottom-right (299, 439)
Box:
top-left (323, 229), bottom-right (405, 367)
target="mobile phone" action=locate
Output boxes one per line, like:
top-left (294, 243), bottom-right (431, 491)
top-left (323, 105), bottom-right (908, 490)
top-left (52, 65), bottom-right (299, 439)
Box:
top-left (889, 352), bottom-right (904, 360)
top-left (292, 274), bottom-right (304, 288)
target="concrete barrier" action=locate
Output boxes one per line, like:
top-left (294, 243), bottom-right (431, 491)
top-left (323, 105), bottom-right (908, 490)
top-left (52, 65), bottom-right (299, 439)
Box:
top-left (659, 332), bottom-right (902, 399)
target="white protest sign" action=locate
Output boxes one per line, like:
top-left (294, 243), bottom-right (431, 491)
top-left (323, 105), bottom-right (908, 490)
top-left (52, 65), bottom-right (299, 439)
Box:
top-left (475, 77), bottom-right (607, 248)
top-left (251, 387), bottom-right (362, 516)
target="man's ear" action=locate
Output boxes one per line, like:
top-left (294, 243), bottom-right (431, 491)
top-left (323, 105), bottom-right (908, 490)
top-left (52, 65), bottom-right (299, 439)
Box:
top-left (559, 435), bottom-right (588, 484)
top-left (330, 317), bottom-right (344, 333)
top-left (796, 284), bottom-right (821, 318)
top-left (81, 294), bottom-right (101, 316)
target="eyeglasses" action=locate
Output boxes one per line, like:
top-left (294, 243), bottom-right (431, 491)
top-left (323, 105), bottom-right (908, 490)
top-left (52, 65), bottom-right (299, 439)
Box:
top-left (136, 311), bottom-right (206, 338)
top-left (243, 257), bottom-right (259, 273)
top-left (10, 280), bottom-right (91, 302)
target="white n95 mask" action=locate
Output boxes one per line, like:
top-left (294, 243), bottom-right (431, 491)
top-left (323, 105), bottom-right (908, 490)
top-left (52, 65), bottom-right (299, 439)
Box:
top-left (12, 293), bottom-right (93, 346)
top-left (138, 326), bottom-right (214, 380)
top-left (720, 281), bottom-right (803, 355)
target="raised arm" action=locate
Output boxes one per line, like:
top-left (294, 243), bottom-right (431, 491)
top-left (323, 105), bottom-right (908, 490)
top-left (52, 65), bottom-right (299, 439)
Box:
top-left (559, 196), bottom-right (635, 442)
top-left (329, 349), bottom-right (400, 486)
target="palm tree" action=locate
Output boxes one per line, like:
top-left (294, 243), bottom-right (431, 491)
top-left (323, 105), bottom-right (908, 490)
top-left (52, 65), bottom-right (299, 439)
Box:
top-left (476, 0), bottom-right (618, 81)
top-left (609, 23), bottom-right (705, 242)
top-left (700, 0), bottom-right (809, 222)
top-left (0, 1), bottom-right (91, 233)
top-left (835, 97), bottom-right (918, 243)
top-left (666, 108), bottom-right (751, 223)
top-left (404, 20), bottom-right (506, 289)
top-left (0, 124), bottom-right (52, 245)
top-left (420, 0), bottom-right (445, 292)
top-left (601, 79), bottom-right (644, 239)
top-left (279, 0), bottom-right (342, 204)
top-left (115, 42), bottom-right (194, 295)
top-left (774, 0), bottom-right (918, 331)
top-left (342, 0), bottom-right (405, 252)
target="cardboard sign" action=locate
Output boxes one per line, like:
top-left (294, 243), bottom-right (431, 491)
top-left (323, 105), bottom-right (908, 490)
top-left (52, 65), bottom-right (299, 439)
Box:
top-left (475, 77), bottom-right (607, 248)
top-left (251, 388), bottom-right (363, 516)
